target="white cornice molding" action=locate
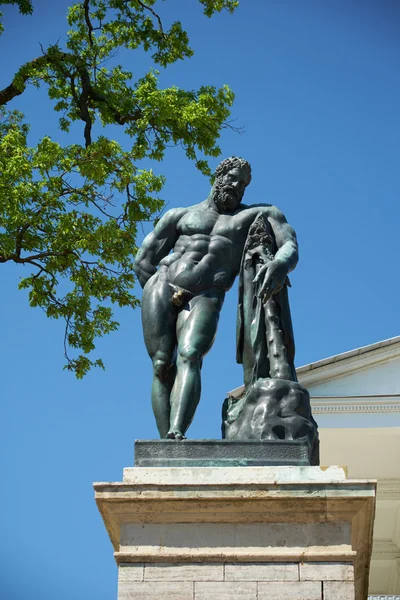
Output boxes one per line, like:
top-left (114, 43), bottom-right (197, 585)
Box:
top-left (311, 396), bottom-right (400, 415)
top-left (372, 539), bottom-right (400, 559)
top-left (368, 597), bottom-right (400, 599)
top-left (377, 479), bottom-right (400, 499)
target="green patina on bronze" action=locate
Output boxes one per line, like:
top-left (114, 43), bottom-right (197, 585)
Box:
top-left (134, 157), bottom-right (318, 463)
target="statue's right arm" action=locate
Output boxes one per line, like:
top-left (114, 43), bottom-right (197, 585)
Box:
top-left (133, 207), bottom-right (187, 288)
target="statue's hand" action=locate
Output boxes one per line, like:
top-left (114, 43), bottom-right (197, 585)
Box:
top-left (253, 259), bottom-right (288, 302)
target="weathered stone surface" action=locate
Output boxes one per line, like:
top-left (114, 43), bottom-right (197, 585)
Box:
top-left (230, 523), bottom-right (350, 549)
top-left (323, 581), bottom-right (355, 600)
top-left (258, 581), bottom-right (322, 600)
top-left (300, 562), bottom-right (354, 581)
top-left (120, 522), bottom-right (234, 550)
top-left (118, 563), bottom-right (144, 582)
top-left (195, 581), bottom-right (257, 600)
top-left (123, 464), bottom-right (347, 484)
top-left (119, 522), bottom-right (351, 556)
top-left (118, 581), bottom-right (193, 599)
top-left (144, 563), bottom-right (223, 581)
top-left (134, 439), bottom-right (314, 467)
top-left (225, 562), bottom-right (299, 581)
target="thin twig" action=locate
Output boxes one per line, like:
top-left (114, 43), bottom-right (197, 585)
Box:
top-left (136, 0), bottom-right (165, 34)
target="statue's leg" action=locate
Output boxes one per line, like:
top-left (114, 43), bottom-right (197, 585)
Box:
top-left (168, 290), bottom-right (224, 439)
top-left (142, 276), bottom-right (178, 438)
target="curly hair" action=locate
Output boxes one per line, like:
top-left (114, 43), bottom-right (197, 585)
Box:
top-left (214, 156), bottom-right (252, 186)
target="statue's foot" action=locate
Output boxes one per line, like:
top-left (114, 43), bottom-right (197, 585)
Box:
top-left (166, 429), bottom-right (186, 441)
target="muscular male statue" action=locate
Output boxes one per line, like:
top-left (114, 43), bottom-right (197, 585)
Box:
top-left (133, 157), bottom-right (299, 440)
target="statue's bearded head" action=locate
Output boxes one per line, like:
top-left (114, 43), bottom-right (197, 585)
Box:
top-left (212, 157), bottom-right (252, 212)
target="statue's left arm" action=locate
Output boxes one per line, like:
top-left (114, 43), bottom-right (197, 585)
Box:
top-left (253, 205), bottom-right (299, 301)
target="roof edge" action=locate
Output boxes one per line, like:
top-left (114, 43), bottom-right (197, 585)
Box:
top-left (297, 335), bottom-right (400, 374)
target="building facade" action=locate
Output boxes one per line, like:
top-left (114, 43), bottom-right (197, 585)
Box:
top-left (229, 336), bottom-right (400, 597)
top-left (299, 336), bottom-right (400, 597)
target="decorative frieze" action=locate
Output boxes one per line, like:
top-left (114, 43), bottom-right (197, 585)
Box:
top-left (311, 395), bottom-right (400, 415)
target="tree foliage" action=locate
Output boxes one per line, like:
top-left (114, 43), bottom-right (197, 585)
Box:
top-left (0, 0), bottom-right (238, 377)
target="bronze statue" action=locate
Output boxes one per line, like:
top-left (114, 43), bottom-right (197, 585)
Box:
top-left (133, 156), bottom-right (318, 452)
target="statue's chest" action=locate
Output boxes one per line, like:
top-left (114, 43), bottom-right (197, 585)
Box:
top-left (178, 210), bottom-right (220, 236)
top-left (178, 210), bottom-right (245, 242)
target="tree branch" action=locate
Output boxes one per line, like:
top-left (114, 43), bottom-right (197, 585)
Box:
top-left (0, 248), bottom-right (79, 264)
top-left (78, 69), bottom-right (93, 147)
top-left (83, 0), bottom-right (94, 46)
top-left (0, 55), bottom-right (49, 105)
top-left (135, 0), bottom-right (164, 34)
top-left (15, 222), bottom-right (33, 258)
top-left (64, 314), bottom-right (73, 361)
top-left (0, 46), bottom-right (144, 144)
top-left (23, 249), bottom-right (79, 262)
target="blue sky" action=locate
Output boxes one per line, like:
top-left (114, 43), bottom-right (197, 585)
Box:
top-left (1, 1), bottom-right (400, 598)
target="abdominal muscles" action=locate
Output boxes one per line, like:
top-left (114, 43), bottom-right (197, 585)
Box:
top-left (160, 234), bottom-right (240, 292)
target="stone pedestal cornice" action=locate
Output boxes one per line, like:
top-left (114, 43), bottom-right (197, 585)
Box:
top-left (94, 465), bottom-right (376, 600)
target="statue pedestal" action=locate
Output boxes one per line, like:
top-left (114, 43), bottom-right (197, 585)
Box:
top-left (94, 460), bottom-right (376, 600)
top-left (134, 439), bottom-right (315, 467)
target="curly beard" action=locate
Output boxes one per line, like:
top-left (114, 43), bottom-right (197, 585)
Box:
top-left (212, 180), bottom-right (242, 213)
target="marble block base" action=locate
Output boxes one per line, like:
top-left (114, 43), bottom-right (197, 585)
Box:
top-left (94, 465), bottom-right (376, 600)
top-left (117, 562), bottom-right (355, 600)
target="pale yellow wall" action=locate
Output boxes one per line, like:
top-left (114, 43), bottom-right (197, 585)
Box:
top-left (320, 427), bottom-right (400, 595)
top-left (320, 427), bottom-right (400, 479)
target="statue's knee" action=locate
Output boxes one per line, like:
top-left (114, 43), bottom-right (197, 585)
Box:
top-left (178, 346), bottom-right (201, 367)
top-left (153, 358), bottom-right (171, 381)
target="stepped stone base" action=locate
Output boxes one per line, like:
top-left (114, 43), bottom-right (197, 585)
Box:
top-left (94, 462), bottom-right (376, 600)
